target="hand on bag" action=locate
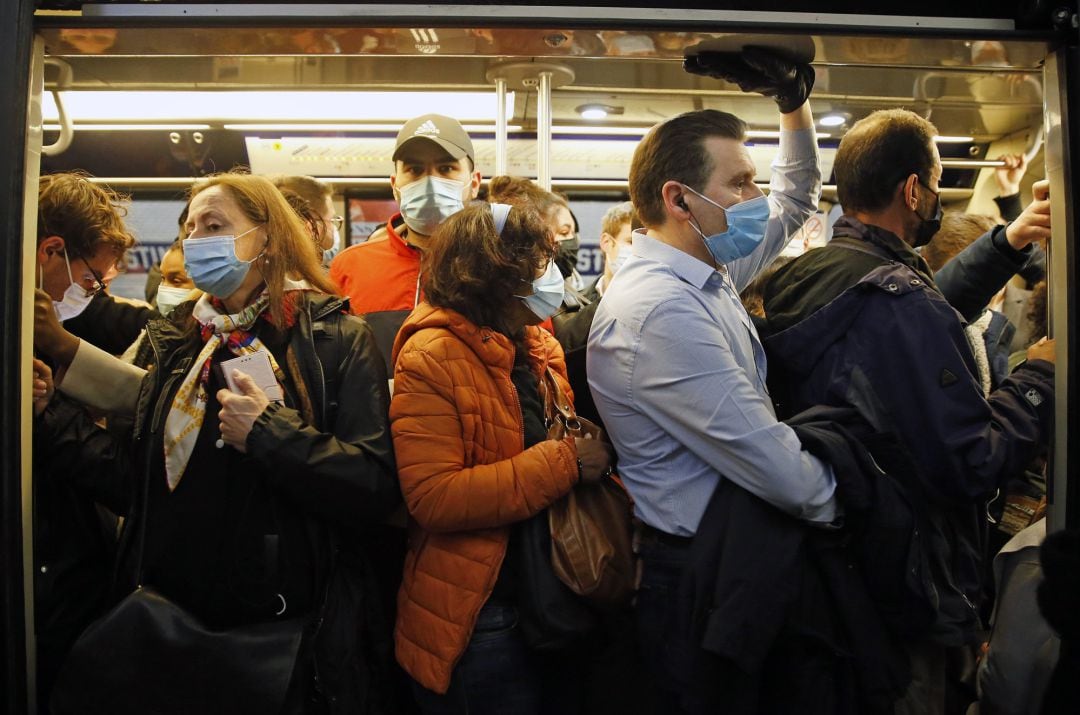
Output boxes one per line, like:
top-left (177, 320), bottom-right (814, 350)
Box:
top-left (34, 289), bottom-right (80, 368)
top-left (575, 436), bottom-right (614, 485)
top-left (684, 46), bottom-right (814, 114)
top-left (32, 358), bottom-right (55, 417)
top-left (1026, 336), bottom-right (1055, 365)
top-left (216, 370), bottom-right (270, 453)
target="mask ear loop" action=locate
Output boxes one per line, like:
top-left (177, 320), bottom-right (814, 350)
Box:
top-left (680, 185), bottom-right (724, 243)
top-left (239, 227), bottom-right (270, 278)
top-left (60, 246), bottom-right (87, 296)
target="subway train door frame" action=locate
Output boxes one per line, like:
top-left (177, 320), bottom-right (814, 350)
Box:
top-left (3, 4), bottom-right (1080, 714)
top-left (1043, 45), bottom-right (1080, 536)
top-left (2, 0), bottom-right (38, 712)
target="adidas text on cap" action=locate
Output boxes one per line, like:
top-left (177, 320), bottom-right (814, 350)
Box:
top-left (392, 114), bottom-right (475, 166)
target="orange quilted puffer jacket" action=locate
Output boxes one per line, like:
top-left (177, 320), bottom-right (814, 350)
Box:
top-left (389, 303), bottom-right (580, 694)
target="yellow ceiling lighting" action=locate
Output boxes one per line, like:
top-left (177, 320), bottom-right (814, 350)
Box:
top-left (551, 126), bottom-right (830, 139)
top-left (223, 123), bottom-right (522, 132)
top-left (41, 91), bottom-right (515, 123)
top-left (43, 123), bottom-right (213, 131)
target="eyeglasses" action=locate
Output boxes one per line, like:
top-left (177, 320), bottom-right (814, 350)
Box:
top-left (78, 258), bottom-right (108, 295)
top-left (74, 256), bottom-right (108, 296)
top-left (330, 215), bottom-right (345, 230)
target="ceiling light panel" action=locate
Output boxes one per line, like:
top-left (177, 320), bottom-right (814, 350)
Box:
top-left (41, 91), bottom-right (514, 123)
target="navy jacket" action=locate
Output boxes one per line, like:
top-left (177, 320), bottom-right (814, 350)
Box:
top-left (677, 406), bottom-right (916, 714)
top-left (934, 224), bottom-right (1036, 323)
top-left (762, 217), bottom-right (1054, 644)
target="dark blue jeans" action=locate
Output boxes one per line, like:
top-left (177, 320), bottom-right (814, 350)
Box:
top-left (635, 537), bottom-right (696, 715)
top-left (410, 603), bottom-right (587, 715)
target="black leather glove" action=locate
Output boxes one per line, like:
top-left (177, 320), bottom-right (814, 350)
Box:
top-left (684, 46), bottom-right (815, 114)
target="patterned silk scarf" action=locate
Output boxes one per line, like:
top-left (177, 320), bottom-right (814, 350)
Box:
top-left (162, 292), bottom-right (285, 491)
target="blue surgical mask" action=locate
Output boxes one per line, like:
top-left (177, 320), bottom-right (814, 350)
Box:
top-left (183, 225), bottom-right (263, 298)
top-left (398, 175), bottom-right (466, 236)
top-left (516, 259), bottom-right (565, 321)
top-left (683, 186), bottom-right (771, 264)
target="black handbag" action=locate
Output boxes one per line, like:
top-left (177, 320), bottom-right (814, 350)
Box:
top-left (50, 445), bottom-right (322, 715)
top-left (49, 586), bottom-right (306, 715)
top-left (513, 511), bottom-right (598, 652)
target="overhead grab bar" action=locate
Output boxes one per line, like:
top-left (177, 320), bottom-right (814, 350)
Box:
top-left (42, 57), bottom-right (74, 156)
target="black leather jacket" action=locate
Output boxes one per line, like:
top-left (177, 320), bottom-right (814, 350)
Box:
top-left (38, 292), bottom-right (400, 713)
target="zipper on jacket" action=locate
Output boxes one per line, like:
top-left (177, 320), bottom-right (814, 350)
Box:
top-left (132, 328), bottom-right (165, 441)
top-left (508, 377), bottom-right (525, 452)
top-left (150, 356), bottom-right (192, 434)
top-left (506, 346), bottom-right (526, 452)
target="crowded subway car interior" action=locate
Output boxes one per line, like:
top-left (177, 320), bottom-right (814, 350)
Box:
top-left (3, 1), bottom-right (1080, 713)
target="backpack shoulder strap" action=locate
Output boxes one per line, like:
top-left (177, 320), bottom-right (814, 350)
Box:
top-left (310, 310), bottom-right (347, 432)
top-left (828, 235), bottom-right (894, 261)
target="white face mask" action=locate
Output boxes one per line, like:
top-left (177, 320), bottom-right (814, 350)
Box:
top-left (609, 243), bottom-right (632, 276)
top-left (49, 248), bottom-right (96, 322)
top-left (156, 285), bottom-right (193, 317)
top-left (323, 226), bottom-right (342, 264)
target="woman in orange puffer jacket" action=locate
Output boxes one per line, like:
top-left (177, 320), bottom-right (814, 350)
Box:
top-left (390, 200), bottom-right (613, 714)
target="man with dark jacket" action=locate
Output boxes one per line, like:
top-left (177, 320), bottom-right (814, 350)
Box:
top-left (32, 173), bottom-right (139, 708)
top-left (761, 109), bottom-right (1056, 715)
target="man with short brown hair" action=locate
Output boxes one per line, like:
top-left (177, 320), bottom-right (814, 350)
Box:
top-left (588, 47), bottom-right (835, 712)
top-left (36, 172), bottom-right (134, 322)
top-left (329, 114), bottom-right (480, 369)
top-left (762, 108), bottom-right (1055, 715)
top-left (31, 171), bottom-right (137, 708)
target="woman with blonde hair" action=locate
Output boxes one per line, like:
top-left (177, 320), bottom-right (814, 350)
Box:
top-left (33, 171), bottom-right (399, 714)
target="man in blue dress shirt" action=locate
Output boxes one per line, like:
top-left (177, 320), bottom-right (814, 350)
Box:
top-left (587, 48), bottom-right (839, 710)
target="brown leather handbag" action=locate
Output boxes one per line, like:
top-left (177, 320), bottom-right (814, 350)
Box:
top-left (541, 367), bottom-right (635, 605)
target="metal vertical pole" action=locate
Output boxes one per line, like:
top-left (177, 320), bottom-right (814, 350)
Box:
top-left (495, 77), bottom-right (508, 177)
top-left (1042, 47), bottom-right (1078, 532)
top-left (537, 71), bottom-right (553, 191)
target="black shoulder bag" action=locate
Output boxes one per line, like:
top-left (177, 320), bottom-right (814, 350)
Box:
top-left (50, 316), bottom-right (349, 715)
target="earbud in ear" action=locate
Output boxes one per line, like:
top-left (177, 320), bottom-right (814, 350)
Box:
top-left (677, 197), bottom-right (688, 210)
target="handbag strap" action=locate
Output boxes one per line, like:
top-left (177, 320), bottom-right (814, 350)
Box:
top-left (542, 366), bottom-right (581, 430)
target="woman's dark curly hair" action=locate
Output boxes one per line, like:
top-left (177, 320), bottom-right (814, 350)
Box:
top-left (422, 200), bottom-right (554, 334)
top-left (487, 175), bottom-right (568, 224)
